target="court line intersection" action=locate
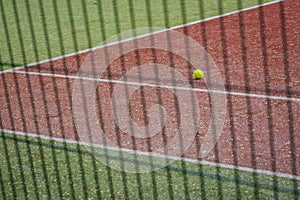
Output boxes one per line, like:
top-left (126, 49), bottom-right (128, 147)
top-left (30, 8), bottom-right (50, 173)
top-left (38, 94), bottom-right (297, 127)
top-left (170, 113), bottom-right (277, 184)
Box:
top-left (1, 0), bottom-right (299, 180)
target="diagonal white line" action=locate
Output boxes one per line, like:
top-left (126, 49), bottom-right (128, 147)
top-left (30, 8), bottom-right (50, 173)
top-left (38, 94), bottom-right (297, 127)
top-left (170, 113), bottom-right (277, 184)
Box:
top-left (1, 0), bottom-right (297, 182)
top-left (12, 70), bottom-right (300, 103)
top-left (0, 128), bottom-right (299, 181)
top-left (0, 0), bottom-right (284, 75)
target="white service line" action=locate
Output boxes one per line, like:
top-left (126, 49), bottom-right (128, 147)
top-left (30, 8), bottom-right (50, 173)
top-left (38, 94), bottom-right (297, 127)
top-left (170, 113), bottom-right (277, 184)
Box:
top-left (0, 0), bottom-right (284, 75)
top-left (13, 70), bottom-right (300, 103)
top-left (0, 128), bottom-right (299, 181)
top-left (2, 0), bottom-right (297, 183)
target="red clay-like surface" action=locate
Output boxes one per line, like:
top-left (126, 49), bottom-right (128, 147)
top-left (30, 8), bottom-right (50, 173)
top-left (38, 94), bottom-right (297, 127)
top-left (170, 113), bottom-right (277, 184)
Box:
top-left (0, 0), bottom-right (299, 175)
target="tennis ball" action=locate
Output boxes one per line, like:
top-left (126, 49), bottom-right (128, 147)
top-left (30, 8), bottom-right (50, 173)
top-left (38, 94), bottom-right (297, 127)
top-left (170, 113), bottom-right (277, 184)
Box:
top-left (193, 69), bottom-right (204, 79)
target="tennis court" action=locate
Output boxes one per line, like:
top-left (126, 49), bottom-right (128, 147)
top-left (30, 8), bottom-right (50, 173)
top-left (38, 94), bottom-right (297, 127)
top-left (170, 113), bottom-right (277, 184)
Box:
top-left (0, 0), bottom-right (299, 199)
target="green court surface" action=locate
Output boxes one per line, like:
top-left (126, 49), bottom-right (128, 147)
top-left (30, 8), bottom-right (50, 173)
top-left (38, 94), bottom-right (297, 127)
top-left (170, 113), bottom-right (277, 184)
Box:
top-left (0, 0), bottom-right (272, 71)
top-left (1, 0), bottom-right (300, 199)
top-left (1, 132), bottom-right (299, 199)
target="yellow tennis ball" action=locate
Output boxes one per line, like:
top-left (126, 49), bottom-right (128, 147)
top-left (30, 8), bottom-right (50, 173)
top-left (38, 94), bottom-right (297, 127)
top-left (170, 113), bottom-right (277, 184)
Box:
top-left (193, 69), bottom-right (204, 79)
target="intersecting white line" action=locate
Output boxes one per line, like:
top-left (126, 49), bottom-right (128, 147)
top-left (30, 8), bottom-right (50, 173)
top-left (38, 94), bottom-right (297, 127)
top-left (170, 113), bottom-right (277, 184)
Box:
top-left (0, 0), bottom-right (284, 75)
top-left (2, 0), bottom-right (298, 181)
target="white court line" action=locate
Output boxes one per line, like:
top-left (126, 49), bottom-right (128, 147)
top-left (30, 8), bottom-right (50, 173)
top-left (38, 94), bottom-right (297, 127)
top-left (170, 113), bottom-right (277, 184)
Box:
top-left (2, 0), bottom-right (297, 182)
top-left (13, 70), bottom-right (300, 103)
top-left (0, 128), bottom-right (299, 181)
top-left (0, 0), bottom-right (283, 75)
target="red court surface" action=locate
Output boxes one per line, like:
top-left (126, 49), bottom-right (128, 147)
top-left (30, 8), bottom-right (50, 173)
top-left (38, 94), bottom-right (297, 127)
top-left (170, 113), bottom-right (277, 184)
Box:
top-left (0, 0), bottom-right (299, 176)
